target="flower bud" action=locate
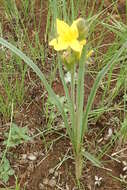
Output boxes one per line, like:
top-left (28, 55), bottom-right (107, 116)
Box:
top-left (62, 50), bottom-right (77, 70)
top-left (74, 18), bottom-right (88, 40)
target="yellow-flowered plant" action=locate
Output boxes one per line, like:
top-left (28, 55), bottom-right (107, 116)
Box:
top-left (1, 17), bottom-right (116, 182)
top-left (49, 18), bottom-right (92, 179)
top-left (0, 18), bottom-right (93, 181)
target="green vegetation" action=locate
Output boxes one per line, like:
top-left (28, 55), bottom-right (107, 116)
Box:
top-left (0, 0), bottom-right (127, 189)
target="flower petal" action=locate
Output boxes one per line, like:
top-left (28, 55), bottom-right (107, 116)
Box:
top-left (80, 39), bottom-right (86, 46)
top-left (55, 37), bottom-right (69, 50)
top-left (57, 19), bottom-right (70, 35)
top-left (49, 37), bottom-right (69, 51)
top-left (70, 23), bottom-right (79, 39)
top-left (70, 40), bottom-right (81, 52)
top-left (49, 38), bottom-right (57, 46)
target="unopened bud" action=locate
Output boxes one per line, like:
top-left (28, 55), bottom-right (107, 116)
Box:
top-left (87, 50), bottom-right (94, 58)
top-left (74, 18), bottom-right (88, 40)
top-left (62, 50), bottom-right (77, 70)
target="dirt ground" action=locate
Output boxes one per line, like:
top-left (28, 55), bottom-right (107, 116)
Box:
top-left (0, 0), bottom-right (127, 190)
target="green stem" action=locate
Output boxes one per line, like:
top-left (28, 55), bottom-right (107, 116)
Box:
top-left (71, 65), bottom-right (76, 148)
top-left (75, 151), bottom-right (83, 180)
top-left (71, 66), bottom-right (75, 106)
top-left (74, 49), bottom-right (87, 180)
top-left (75, 110), bottom-right (81, 153)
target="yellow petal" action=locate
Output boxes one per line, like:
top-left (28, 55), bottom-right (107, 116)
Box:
top-left (80, 39), bottom-right (86, 46)
top-left (49, 38), bottom-right (57, 46)
top-left (70, 23), bottom-right (79, 40)
top-left (70, 40), bottom-right (81, 52)
top-left (55, 37), bottom-right (69, 50)
top-left (56, 19), bottom-right (70, 35)
top-left (49, 37), bottom-right (69, 51)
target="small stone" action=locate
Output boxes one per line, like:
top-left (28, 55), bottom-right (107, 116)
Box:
top-left (49, 168), bottom-right (54, 174)
top-left (54, 171), bottom-right (59, 177)
top-left (72, 188), bottom-right (78, 190)
top-left (123, 166), bottom-right (127, 172)
top-left (39, 183), bottom-right (45, 190)
top-left (39, 151), bottom-right (45, 156)
top-left (43, 178), bottom-right (49, 185)
top-left (105, 128), bottom-right (113, 140)
top-left (33, 151), bottom-right (39, 156)
top-left (27, 153), bottom-right (37, 161)
top-left (48, 179), bottom-right (56, 187)
top-left (35, 96), bottom-right (40, 101)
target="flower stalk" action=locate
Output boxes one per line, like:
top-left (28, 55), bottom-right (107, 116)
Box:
top-left (70, 65), bottom-right (75, 109)
top-left (75, 151), bottom-right (83, 180)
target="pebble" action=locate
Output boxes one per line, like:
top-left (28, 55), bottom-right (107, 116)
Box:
top-left (22, 154), bottom-right (27, 160)
top-left (27, 153), bottom-right (37, 161)
top-left (48, 179), bottom-right (56, 187)
top-left (54, 171), bottom-right (59, 177)
top-left (49, 168), bottom-right (54, 174)
top-left (43, 178), bottom-right (49, 185)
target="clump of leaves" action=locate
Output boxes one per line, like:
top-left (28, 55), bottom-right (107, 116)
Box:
top-left (0, 157), bottom-right (14, 183)
top-left (4, 123), bottom-right (31, 147)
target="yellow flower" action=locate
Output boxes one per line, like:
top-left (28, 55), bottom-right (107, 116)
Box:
top-left (49, 19), bottom-right (86, 53)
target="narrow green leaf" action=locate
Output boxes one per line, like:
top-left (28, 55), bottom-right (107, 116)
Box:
top-left (84, 151), bottom-right (102, 167)
top-left (0, 38), bottom-right (70, 136)
top-left (75, 47), bottom-right (86, 152)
